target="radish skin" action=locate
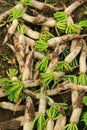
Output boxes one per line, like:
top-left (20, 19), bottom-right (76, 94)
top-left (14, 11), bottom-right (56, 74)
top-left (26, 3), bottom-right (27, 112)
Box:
top-left (70, 107), bottom-right (82, 124)
top-left (79, 41), bottom-right (87, 73)
top-left (65, 0), bottom-right (87, 15)
top-left (0, 88), bottom-right (7, 97)
top-left (34, 51), bottom-right (45, 60)
top-left (47, 34), bottom-right (87, 47)
top-left (23, 96), bottom-right (35, 130)
top-left (23, 79), bottom-right (40, 88)
top-left (24, 25), bottom-right (40, 39)
top-left (0, 102), bottom-right (25, 111)
top-left (54, 115), bottom-right (66, 130)
top-left (47, 120), bottom-right (54, 130)
top-left (22, 50), bottom-right (34, 81)
top-left (64, 39), bottom-right (83, 64)
top-left (38, 87), bottom-right (46, 114)
top-left (46, 58), bottom-right (58, 73)
top-left (29, 0), bottom-right (63, 11)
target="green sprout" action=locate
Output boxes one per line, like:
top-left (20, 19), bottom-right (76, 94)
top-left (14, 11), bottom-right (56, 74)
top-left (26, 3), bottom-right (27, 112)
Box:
top-left (63, 74), bottom-right (87, 85)
top-left (54, 12), bottom-right (67, 35)
top-left (66, 24), bottom-right (81, 34)
top-left (8, 8), bottom-right (23, 22)
top-left (62, 75), bottom-right (78, 84)
top-left (6, 68), bottom-right (18, 78)
top-left (55, 61), bottom-right (73, 72)
top-left (0, 78), bottom-right (24, 103)
top-left (79, 20), bottom-right (87, 28)
top-left (54, 12), bottom-right (67, 22)
top-left (32, 114), bottom-right (46, 130)
top-left (63, 123), bottom-right (78, 130)
top-left (40, 73), bottom-right (57, 89)
top-left (35, 40), bottom-right (48, 54)
top-left (78, 73), bottom-right (87, 86)
top-left (55, 21), bottom-right (67, 35)
top-left (17, 24), bottom-right (26, 34)
top-left (40, 30), bottom-right (54, 42)
top-left (46, 103), bottom-right (59, 120)
top-left (0, 68), bottom-right (23, 103)
top-left (37, 57), bottom-right (49, 73)
top-left (83, 96), bottom-right (87, 106)
top-left (82, 112), bottom-right (87, 126)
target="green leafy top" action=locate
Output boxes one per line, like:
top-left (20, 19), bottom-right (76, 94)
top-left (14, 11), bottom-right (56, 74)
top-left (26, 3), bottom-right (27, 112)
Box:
top-left (46, 103), bottom-right (59, 120)
top-left (83, 96), bottom-right (87, 106)
top-left (63, 74), bottom-right (87, 85)
top-left (54, 61), bottom-right (73, 72)
top-left (8, 8), bottom-right (23, 22)
top-left (66, 24), bottom-right (81, 34)
top-left (81, 112), bottom-right (87, 126)
top-left (40, 30), bottom-right (54, 42)
top-left (63, 123), bottom-right (78, 130)
top-left (37, 57), bottom-right (49, 73)
top-left (35, 40), bottom-right (48, 54)
top-left (0, 68), bottom-right (23, 103)
top-left (0, 78), bottom-right (23, 103)
top-left (32, 114), bottom-right (46, 130)
top-left (54, 12), bottom-right (67, 35)
top-left (17, 24), bottom-right (26, 34)
top-left (78, 20), bottom-right (87, 28)
top-left (54, 12), bottom-right (67, 22)
top-left (6, 68), bottom-right (18, 78)
top-left (40, 73), bottom-right (57, 89)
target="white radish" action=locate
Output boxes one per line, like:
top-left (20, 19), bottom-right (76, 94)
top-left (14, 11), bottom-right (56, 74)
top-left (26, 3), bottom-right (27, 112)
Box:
top-left (38, 87), bottom-right (46, 114)
top-left (79, 40), bottom-right (87, 73)
top-left (65, 0), bottom-right (87, 15)
top-left (22, 50), bottom-right (34, 81)
top-left (23, 79), bottom-right (40, 88)
top-left (64, 39), bottom-right (83, 64)
top-left (23, 24), bottom-right (40, 39)
top-left (23, 96), bottom-right (35, 130)
top-left (0, 101), bottom-right (25, 111)
top-left (47, 34), bottom-right (87, 48)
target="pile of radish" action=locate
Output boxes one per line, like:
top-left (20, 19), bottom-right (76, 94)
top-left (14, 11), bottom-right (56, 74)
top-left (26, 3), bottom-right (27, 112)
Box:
top-left (0, 0), bottom-right (87, 130)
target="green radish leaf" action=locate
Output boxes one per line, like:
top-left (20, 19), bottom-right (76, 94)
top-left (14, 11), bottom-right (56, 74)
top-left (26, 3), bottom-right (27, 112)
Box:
top-left (55, 61), bottom-right (72, 72)
top-left (17, 25), bottom-right (26, 34)
top-left (82, 112), bottom-right (87, 126)
top-left (83, 96), bottom-right (87, 106)
top-left (40, 30), bottom-right (54, 42)
top-left (40, 73), bottom-right (57, 89)
top-left (37, 57), bottom-right (49, 73)
top-left (6, 68), bottom-right (18, 78)
top-left (35, 40), bottom-right (48, 54)
top-left (37, 115), bottom-right (46, 130)
top-left (79, 20), bottom-right (87, 27)
top-left (46, 103), bottom-right (59, 120)
top-left (63, 123), bottom-right (78, 130)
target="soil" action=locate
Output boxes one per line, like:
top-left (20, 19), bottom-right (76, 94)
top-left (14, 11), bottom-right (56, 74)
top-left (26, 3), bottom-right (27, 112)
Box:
top-left (0, 0), bottom-right (87, 130)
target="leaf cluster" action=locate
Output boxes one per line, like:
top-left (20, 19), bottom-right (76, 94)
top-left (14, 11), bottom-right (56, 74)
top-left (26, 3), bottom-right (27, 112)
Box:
top-left (55, 61), bottom-right (73, 72)
top-left (63, 73), bottom-right (87, 85)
